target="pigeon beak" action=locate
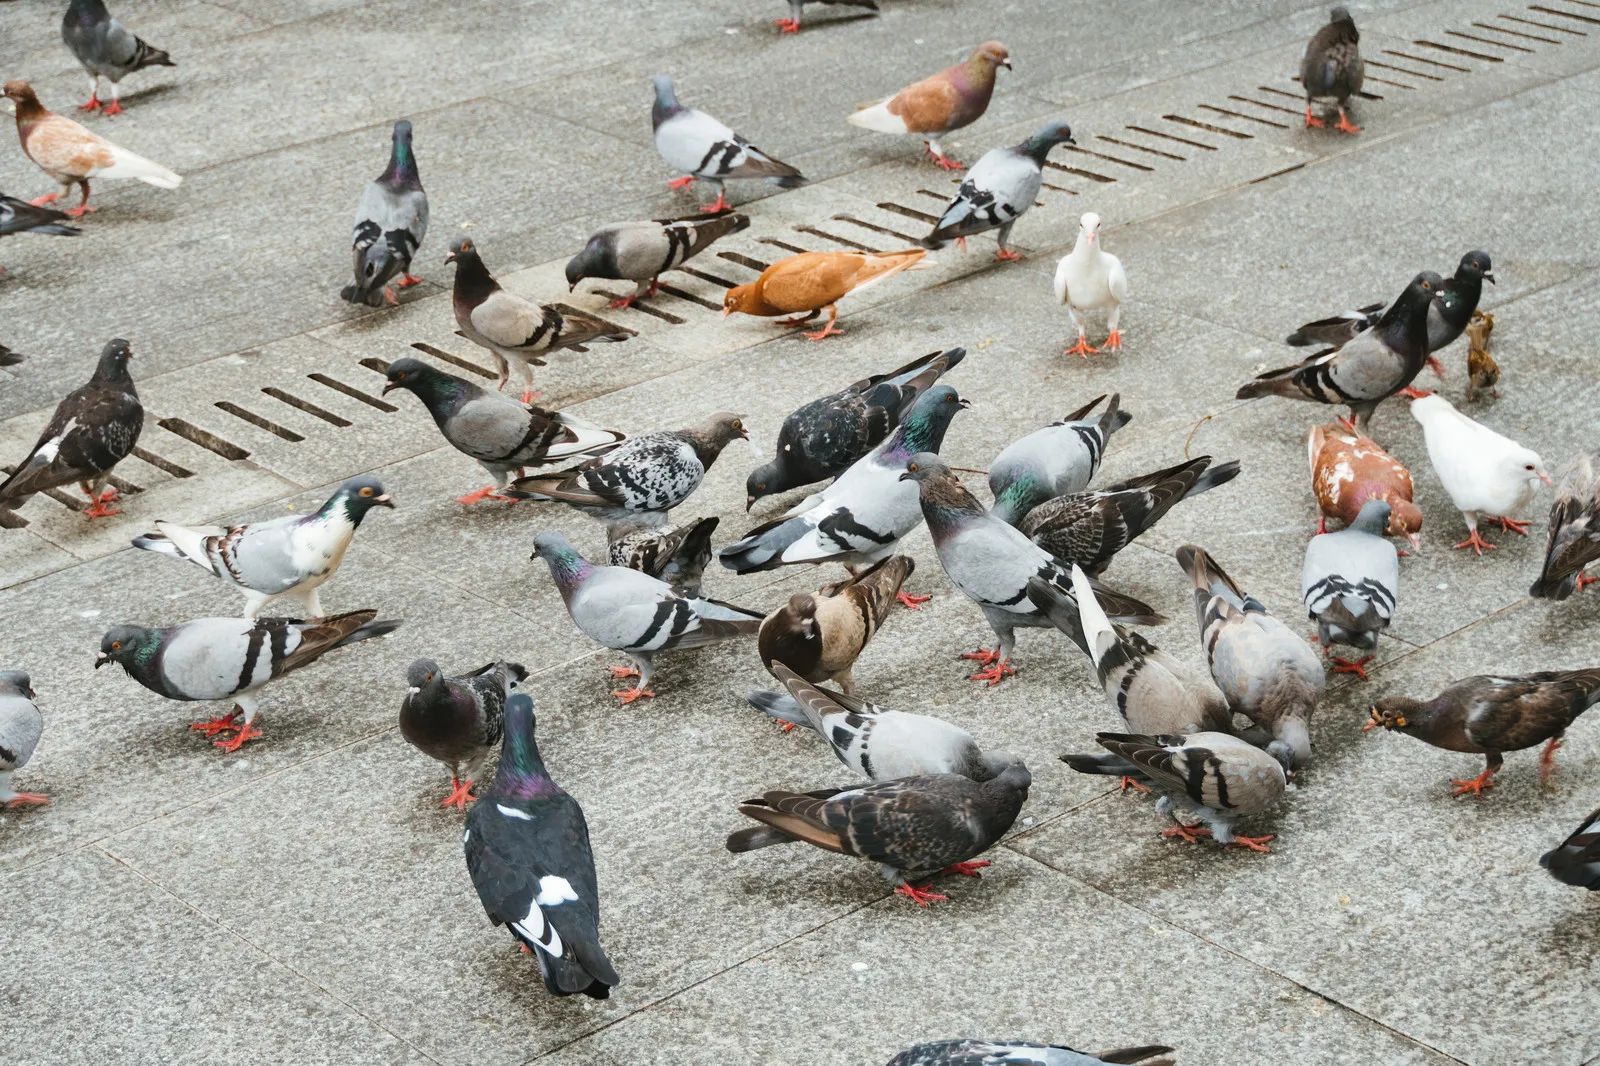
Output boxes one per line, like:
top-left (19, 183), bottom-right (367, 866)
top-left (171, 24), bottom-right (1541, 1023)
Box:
top-left (720, 306), bottom-right (733, 319)
top-left (380, 381), bottom-right (399, 395)
top-left (1407, 532), bottom-right (1422, 551)
top-left (1484, 271), bottom-right (1496, 285)
top-left (1002, 59), bottom-right (1013, 70)
top-left (568, 281), bottom-right (576, 292)
top-left (958, 398), bottom-right (973, 409)
top-left (1361, 715), bottom-right (1379, 733)
top-left (745, 494), bottom-right (756, 512)
top-left (375, 493), bottom-right (395, 508)
top-left (406, 686), bottom-right (420, 695)
top-left (898, 470), bottom-right (914, 482)
top-left (94, 652), bottom-right (109, 668)
top-left (1539, 471), bottom-right (1555, 487)
top-left (444, 251), bottom-right (457, 264)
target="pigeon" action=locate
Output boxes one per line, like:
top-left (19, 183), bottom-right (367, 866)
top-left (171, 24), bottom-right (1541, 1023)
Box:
top-left (608, 515), bottom-right (719, 596)
top-left (905, 456), bottom-right (1164, 685)
top-left (1410, 393), bottom-right (1550, 555)
top-left (652, 75), bottom-right (806, 213)
top-left (2, 80), bottom-right (180, 217)
top-left (446, 236), bottom-right (630, 403)
top-left (341, 120), bottom-right (428, 309)
top-left (509, 413), bottom-right (748, 530)
top-left (1018, 456), bottom-right (1241, 577)
top-left (1301, 498), bottom-right (1398, 680)
top-left (988, 393), bottom-right (1131, 526)
top-left (1366, 669), bottom-right (1600, 795)
top-left (887, 1041), bottom-right (1177, 1066)
top-left (381, 357), bottom-right (624, 505)
top-left (531, 531), bottom-right (763, 703)
top-left (1541, 808), bottom-right (1600, 890)
top-left (725, 763), bottom-right (1032, 905)
top-left (718, 386), bottom-right (969, 576)
top-left (0, 344), bottom-right (19, 368)
top-left (1301, 6), bottom-right (1364, 133)
top-left (400, 658), bottom-right (525, 809)
top-left (1466, 310), bottom-right (1499, 402)
top-left (1236, 271), bottom-right (1440, 432)
top-left (1054, 212), bottom-right (1128, 356)
top-left (131, 476), bottom-right (396, 618)
top-left (60, 0), bottom-right (175, 116)
top-left (748, 663), bottom-right (1018, 781)
top-left (919, 120), bottom-right (1076, 260)
top-left (0, 192), bottom-right (82, 270)
top-left (1063, 731), bottom-right (1289, 850)
top-left (1176, 545), bottom-right (1323, 769)
top-left (464, 692), bottom-right (619, 999)
top-left (566, 211), bottom-right (749, 309)
top-left (759, 555), bottom-right (914, 695)
top-left (747, 347), bottom-right (966, 510)
top-left (0, 338), bottom-right (142, 519)
top-left (1307, 421), bottom-right (1422, 546)
top-left (96, 610), bottom-right (402, 753)
top-left (721, 248), bottom-right (929, 340)
top-left (775, 0), bottom-right (879, 33)
top-left (1531, 452), bottom-right (1600, 600)
top-left (846, 41), bottom-right (1011, 169)
top-left (0, 672), bottom-right (48, 809)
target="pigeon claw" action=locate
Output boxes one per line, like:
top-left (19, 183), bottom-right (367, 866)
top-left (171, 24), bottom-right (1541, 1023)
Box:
top-left (1304, 106), bottom-right (1325, 128)
top-left (666, 175), bottom-right (696, 191)
top-left (967, 659), bottom-right (1016, 686)
top-left (80, 95), bottom-right (101, 112)
top-left (607, 665), bottom-right (641, 679)
top-left (959, 647), bottom-right (1001, 665)
top-left (1576, 572), bottom-right (1600, 592)
top-left (1453, 528), bottom-right (1496, 555)
top-left (1397, 386), bottom-right (1434, 400)
top-left (62, 204), bottom-right (97, 219)
top-left (1102, 329), bottom-right (1123, 351)
top-left (895, 591), bottom-right (932, 610)
top-left (774, 719), bottom-right (797, 733)
top-left (1063, 335), bottom-right (1099, 358)
top-left (1329, 654), bottom-right (1373, 680)
top-left (1450, 768), bottom-right (1498, 797)
top-left (440, 777), bottom-right (477, 810)
top-left (1161, 823), bottom-right (1212, 845)
top-left (455, 486), bottom-right (512, 506)
top-left (214, 722), bottom-right (263, 753)
top-left (82, 500), bottom-right (121, 519)
top-left (28, 193), bottom-right (61, 207)
top-left (611, 686), bottom-right (656, 705)
top-left (189, 710), bottom-right (243, 736)
top-left (940, 860), bottom-right (990, 878)
top-left (1540, 737), bottom-right (1564, 781)
top-left (608, 295), bottom-right (638, 309)
top-left (1427, 354), bottom-right (1446, 378)
top-left (931, 154), bottom-right (965, 171)
top-left (102, 100), bottom-right (123, 117)
top-left (3, 792), bottom-right (49, 808)
top-left (1118, 776), bottom-right (1151, 794)
top-left (397, 273), bottom-right (423, 288)
top-left (993, 248), bottom-right (1024, 262)
top-left (1334, 109), bottom-right (1362, 135)
top-left (1490, 515), bottom-right (1531, 537)
top-left (894, 882), bottom-right (948, 906)
top-left (1228, 834), bottom-right (1275, 853)
top-left (701, 192), bottom-right (730, 214)
top-left (773, 17), bottom-right (801, 32)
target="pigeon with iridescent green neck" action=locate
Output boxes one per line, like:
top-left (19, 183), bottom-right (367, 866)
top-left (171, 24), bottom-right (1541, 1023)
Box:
top-left (342, 120), bottom-right (428, 308)
top-left (988, 393), bottom-right (1130, 526)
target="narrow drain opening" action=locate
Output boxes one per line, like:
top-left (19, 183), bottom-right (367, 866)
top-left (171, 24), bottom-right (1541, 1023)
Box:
top-left (678, 266), bottom-right (739, 288)
top-left (1257, 85), bottom-right (1305, 100)
top-left (359, 357), bottom-right (391, 375)
top-left (0, 505), bottom-right (24, 529)
top-left (411, 342), bottom-right (496, 379)
top-left (1366, 58), bottom-right (1443, 80)
top-left (1381, 48), bottom-right (1471, 71)
top-left (158, 418), bottom-right (250, 460)
top-left (1453, 26), bottom-right (1536, 49)
top-left (1475, 19), bottom-right (1560, 42)
top-left (794, 225), bottom-right (881, 252)
top-left (1250, 162), bottom-right (1307, 184)
top-left (657, 284), bottom-right (721, 311)
top-left (1067, 145), bottom-right (1153, 171)
top-left (716, 251), bottom-right (771, 272)
top-left (1097, 135), bottom-right (1184, 161)
top-left (1498, 13), bottom-right (1584, 34)
top-left (262, 387), bottom-right (352, 427)
top-left (1126, 125), bottom-right (1216, 150)
top-left (1163, 115), bottom-right (1251, 139)
top-left (1045, 160), bottom-right (1117, 182)
top-left (215, 401), bottom-right (304, 443)
top-left (601, 295), bottom-right (684, 324)
top-left (877, 200), bottom-right (940, 223)
top-left (106, 473), bottom-right (140, 496)
top-left (1529, 4), bottom-right (1600, 25)
top-left (832, 214), bottom-right (920, 244)
top-left (1417, 37), bottom-right (1506, 59)
top-left (1039, 182), bottom-right (1076, 195)
top-left (1197, 103), bottom-right (1288, 129)
top-left (308, 373), bottom-right (397, 412)
top-left (1228, 94), bottom-right (1299, 116)
top-left (131, 445), bottom-right (193, 478)
top-left (756, 237), bottom-right (811, 255)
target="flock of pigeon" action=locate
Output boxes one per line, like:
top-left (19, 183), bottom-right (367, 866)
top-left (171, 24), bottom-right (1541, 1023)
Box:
top-left (2, 2), bottom-right (1599, 1059)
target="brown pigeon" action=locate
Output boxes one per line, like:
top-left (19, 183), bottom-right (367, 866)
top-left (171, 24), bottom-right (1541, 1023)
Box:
top-left (846, 41), bottom-right (1012, 169)
top-left (758, 555), bottom-right (914, 697)
top-left (721, 248), bottom-right (927, 339)
top-left (1307, 421), bottom-right (1422, 547)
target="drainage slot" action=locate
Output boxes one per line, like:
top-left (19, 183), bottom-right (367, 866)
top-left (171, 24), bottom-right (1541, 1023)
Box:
top-left (876, 201), bottom-right (941, 223)
top-left (0, 506), bottom-right (24, 529)
top-left (657, 284), bottom-right (721, 311)
top-left (411, 342), bottom-right (497, 379)
top-left (794, 225), bottom-right (880, 252)
top-left (1417, 37), bottom-right (1506, 59)
top-left (1163, 114), bottom-right (1251, 139)
top-left (1367, 58), bottom-right (1441, 81)
top-left (358, 357), bottom-right (391, 376)
top-left (1381, 48), bottom-right (1470, 71)
top-left (756, 238), bottom-right (810, 255)
top-left (215, 402), bottom-right (304, 443)
top-left (1097, 135), bottom-right (1184, 160)
top-left (158, 418), bottom-right (250, 461)
top-left (1198, 103), bottom-right (1288, 129)
top-left (308, 373), bottom-right (397, 412)
top-left (1529, 4), bottom-right (1600, 24)
top-left (604, 296), bottom-right (684, 324)
top-left (1258, 85), bottom-right (1305, 100)
top-left (262, 387), bottom-right (352, 427)
top-left (1039, 182), bottom-right (1076, 195)
top-left (106, 473), bottom-right (140, 496)
top-left (1068, 146), bottom-right (1153, 171)
top-left (678, 266), bottom-right (740, 288)
top-left (131, 446), bottom-right (193, 478)
top-left (1229, 94), bottom-right (1299, 115)
top-left (1126, 124), bottom-right (1216, 150)
top-left (1044, 161), bottom-right (1117, 182)
top-left (717, 251), bottom-right (771, 272)
top-left (832, 214), bottom-right (920, 244)
top-left (1475, 19), bottom-right (1560, 41)
top-left (1498, 13), bottom-right (1584, 33)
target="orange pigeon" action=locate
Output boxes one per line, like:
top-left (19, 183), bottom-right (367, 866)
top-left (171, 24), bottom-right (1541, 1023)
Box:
top-left (1307, 420), bottom-right (1422, 547)
top-left (2, 80), bottom-right (180, 217)
top-left (721, 248), bottom-right (927, 340)
top-left (846, 41), bottom-right (1011, 169)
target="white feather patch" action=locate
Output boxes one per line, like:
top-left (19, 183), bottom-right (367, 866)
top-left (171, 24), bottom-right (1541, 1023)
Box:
top-left (535, 876), bottom-right (578, 906)
top-left (496, 803), bottom-right (533, 821)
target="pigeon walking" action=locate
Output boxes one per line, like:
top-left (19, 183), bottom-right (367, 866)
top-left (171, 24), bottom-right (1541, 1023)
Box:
top-left (381, 358), bottom-right (624, 505)
top-left (652, 76), bottom-right (805, 213)
top-left (721, 248), bottom-right (928, 341)
top-left (341, 120), bottom-right (428, 308)
top-left (608, 515), bottom-right (719, 595)
top-left (1054, 212), bottom-right (1128, 356)
top-left (1302, 499), bottom-right (1398, 680)
top-left (846, 41), bottom-right (1011, 168)
top-left (464, 692), bottom-right (619, 999)
top-left (400, 659), bottom-right (525, 809)
top-left (0, 672), bottom-right (48, 809)
top-left (920, 121), bottom-right (1075, 260)
top-left (566, 211), bottom-right (749, 308)
top-left (531, 531), bottom-right (762, 703)
top-left (887, 1041), bottom-right (1176, 1066)
top-left (96, 611), bottom-right (402, 753)
top-left (759, 555), bottom-right (914, 694)
top-left (1301, 6), bottom-right (1364, 133)
top-left (61, 0), bottom-right (175, 116)
top-left (1410, 393), bottom-right (1551, 555)
top-left (1531, 452), bottom-right (1600, 600)
top-left (775, 0), bottom-right (878, 33)
top-left (988, 393), bottom-right (1130, 526)
top-left (1, 192), bottom-right (81, 271)
top-left (1307, 421), bottom-right (1422, 546)
top-left (0, 339), bottom-right (141, 519)
top-left (1541, 808), bottom-right (1600, 890)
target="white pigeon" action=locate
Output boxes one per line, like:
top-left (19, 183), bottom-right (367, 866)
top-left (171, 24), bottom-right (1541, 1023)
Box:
top-left (0, 671), bottom-right (47, 808)
top-left (1409, 393), bottom-right (1551, 555)
top-left (1053, 212), bottom-right (1128, 357)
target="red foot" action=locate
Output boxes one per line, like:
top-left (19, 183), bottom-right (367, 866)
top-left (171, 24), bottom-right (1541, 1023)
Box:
top-left (456, 486), bottom-right (512, 506)
top-left (955, 237), bottom-right (968, 253)
top-left (1427, 355), bottom-right (1446, 378)
top-left (1228, 834), bottom-right (1275, 853)
top-left (102, 100), bottom-right (123, 117)
top-left (1102, 329), bottom-right (1123, 351)
top-left (666, 175), bottom-right (696, 191)
top-left (960, 647), bottom-right (1001, 665)
top-left (440, 777), bottom-right (476, 810)
top-left (383, 285), bottom-right (401, 307)
top-left (1397, 386), bottom-right (1434, 400)
top-left (189, 709), bottom-right (242, 736)
top-left (80, 95), bottom-right (101, 112)
top-left (4, 792), bottom-right (49, 808)
top-left (82, 500), bottom-right (121, 519)
top-left (612, 686), bottom-right (656, 705)
top-left (1330, 654), bottom-right (1373, 680)
top-left (1577, 572), bottom-right (1600, 592)
top-left (930, 155), bottom-right (965, 171)
top-left (940, 860), bottom-right (990, 878)
top-left (993, 248), bottom-right (1024, 262)
top-left (701, 192), bottom-right (730, 214)
top-left (1453, 528), bottom-right (1496, 555)
top-left (608, 294), bottom-right (638, 309)
top-left (1337, 414), bottom-right (1358, 432)
top-left (1334, 110), bottom-right (1361, 135)
top-left (1540, 736), bottom-right (1564, 782)
top-left (520, 389), bottom-right (543, 403)
top-left (894, 882), bottom-right (949, 906)
top-left (1162, 823), bottom-right (1212, 844)
top-left (1315, 515), bottom-right (1328, 535)
top-left (774, 718), bottom-right (797, 733)
top-left (895, 591), bottom-right (931, 610)
top-left (967, 659), bottom-right (1016, 686)
top-left (608, 665), bottom-right (641, 679)
top-left (1304, 107), bottom-right (1324, 128)
top-left (63, 204), bottom-right (97, 218)
top-left (1450, 768), bottom-right (1498, 797)
top-left (803, 322), bottom-right (844, 341)
top-left (774, 17), bottom-right (800, 32)
top-left (1119, 776), bottom-right (1151, 793)
top-left (1063, 335), bottom-right (1098, 358)
top-left (28, 193), bottom-right (61, 207)
top-left (1491, 516), bottom-right (1530, 537)
top-left (214, 722), bottom-right (264, 753)
top-left (397, 273), bottom-right (422, 288)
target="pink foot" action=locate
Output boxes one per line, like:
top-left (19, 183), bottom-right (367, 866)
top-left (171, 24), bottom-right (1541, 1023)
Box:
top-left (667, 175), bottom-right (696, 191)
top-left (894, 882), bottom-right (948, 906)
top-left (4, 792), bottom-right (49, 808)
top-left (1330, 654), bottom-right (1373, 680)
top-left (774, 17), bottom-right (800, 32)
top-left (189, 710), bottom-right (242, 736)
top-left (214, 723), bottom-right (263, 753)
top-left (967, 659), bottom-right (1016, 686)
top-left (1491, 516), bottom-right (1530, 537)
top-left (82, 500), bottom-right (121, 519)
top-left (1103, 329), bottom-right (1123, 350)
top-left (895, 591), bottom-right (931, 610)
top-left (608, 665), bottom-right (641, 679)
top-left (1334, 110), bottom-right (1361, 135)
top-left (1063, 335), bottom-right (1098, 358)
top-left (1450, 768), bottom-right (1498, 797)
top-left (1162, 823), bottom-right (1212, 844)
top-left (608, 294), bottom-right (638, 309)
top-left (80, 96), bottom-right (101, 112)
top-left (940, 860), bottom-right (990, 878)
top-left (1398, 386), bottom-right (1434, 400)
top-left (28, 193), bottom-right (61, 207)
top-left (803, 322), bottom-right (844, 341)
top-left (1540, 736), bottom-right (1564, 782)
top-left (102, 100), bottom-right (123, 117)
top-left (1304, 107), bottom-right (1324, 129)
top-left (455, 485), bottom-right (511, 506)
top-left (1453, 528), bottom-right (1496, 555)
top-left (440, 777), bottom-right (476, 810)
top-left (397, 273), bottom-right (423, 288)
top-left (520, 389), bottom-right (542, 403)
top-left (612, 686), bottom-right (656, 705)
top-left (993, 248), bottom-right (1024, 262)
top-left (1229, 834), bottom-right (1275, 852)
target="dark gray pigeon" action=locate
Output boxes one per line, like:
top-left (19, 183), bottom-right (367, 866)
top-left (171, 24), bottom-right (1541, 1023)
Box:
top-left (887, 1040), bottom-right (1176, 1066)
top-left (726, 762), bottom-right (1032, 905)
top-left (400, 658), bottom-right (524, 809)
top-left (1531, 451), bottom-right (1600, 601)
top-left (382, 357), bottom-right (624, 505)
top-left (61, 0), bottom-right (175, 116)
top-left (0, 338), bottom-right (141, 519)
top-left (776, 0), bottom-right (879, 33)
top-left (0, 671), bottom-right (47, 808)
top-left (0, 344), bottom-right (21, 368)
top-left (464, 692), bottom-right (619, 999)
top-left (1301, 498), bottom-right (1397, 679)
top-left (96, 610), bottom-right (401, 753)
top-left (747, 347), bottom-right (965, 511)
top-left (989, 394), bottom-right (1130, 526)
top-left (608, 515), bottom-right (719, 596)
top-left (531, 531), bottom-right (762, 703)
top-left (1, 192), bottom-right (82, 268)
top-left (1300, 6), bottom-right (1364, 133)
top-left (567, 211), bottom-right (749, 308)
top-left (920, 120), bottom-right (1075, 260)
top-left (342, 120), bottom-right (428, 309)
top-left (652, 75), bottom-right (806, 213)
top-left (1542, 807), bottom-right (1600, 890)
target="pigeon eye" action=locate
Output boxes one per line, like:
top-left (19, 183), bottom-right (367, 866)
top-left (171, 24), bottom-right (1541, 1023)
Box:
top-left (111, 642), bottom-right (121, 651)
top-left (908, 463), bottom-right (919, 473)
top-left (757, 483), bottom-right (766, 491)
top-left (360, 487), bottom-right (373, 497)
top-left (731, 419), bottom-right (742, 431)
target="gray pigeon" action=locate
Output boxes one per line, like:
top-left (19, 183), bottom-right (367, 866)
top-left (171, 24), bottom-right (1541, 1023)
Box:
top-left (341, 120), bottom-right (429, 309)
top-left (919, 120), bottom-right (1075, 259)
top-left (1542, 807), bottom-right (1600, 890)
top-left (61, 0), bottom-right (174, 116)
top-left (608, 515), bottom-right (719, 596)
top-left (726, 763), bottom-right (1032, 905)
top-left (1063, 731), bottom-right (1289, 850)
top-left (400, 658), bottom-right (524, 809)
top-left (132, 475), bottom-right (395, 618)
top-left (566, 211), bottom-right (749, 308)
top-left (776, 0), bottom-right (879, 34)
top-left (887, 1041), bottom-right (1176, 1066)
top-left (989, 394), bottom-right (1130, 526)
top-left (1177, 545), bottom-right (1322, 768)
top-left (509, 414), bottom-right (748, 530)
top-left (381, 357), bottom-right (624, 505)
top-left (1, 192), bottom-right (82, 269)
top-left (0, 339), bottom-right (141, 519)
top-left (652, 76), bottom-right (806, 214)
top-left (748, 663), bottom-right (1018, 781)
top-left (531, 531), bottom-right (762, 703)
top-left (1531, 451), bottom-right (1600, 601)
top-left (96, 611), bottom-right (401, 753)
top-left (1301, 498), bottom-right (1398, 679)
top-left (1301, 6), bottom-right (1364, 133)
top-left (904, 455), bottom-right (1162, 685)
top-left (0, 671), bottom-right (47, 808)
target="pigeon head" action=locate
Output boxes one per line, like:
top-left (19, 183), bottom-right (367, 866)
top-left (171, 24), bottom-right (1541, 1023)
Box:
top-left (687, 412), bottom-right (749, 466)
top-left (492, 692), bottom-right (560, 794)
top-left (1078, 212), bottom-right (1103, 245)
top-left (444, 235), bottom-right (480, 267)
top-left (1364, 696), bottom-right (1428, 736)
top-left (565, 236), bottom-right (610, 290)
top-left (892, 385), bottom-right (970, 456)
top-left (1330, 5), bottom-right (1355, 25)
top-left (745, 457), bottom-right (787, 511)
top-left (1457, 250), bottom-right (1494, 285)
top-left (1020, 120), bottom-right (1075, 160)
top-left (721, 282), bottom-right (766, 318)
top-left (989, 760), bottom-right (1033, 797)
top-left (973, 749), bottom-right (1023, 782)
top-left (93, 338), bottom-right (134, 382)
top-left (1499, 444), bottom-right (1553, 493)
top-left (0, 670), bottom-right (34, 700)
top-left (530, 531), bottom-right (593, 591)
top-left (1269, 716), bottom-right (1312, 771)
top-left (96, 625), bottom-right (157, 670)
top-left (382, 120), bottom-right (420, 185)
top-left (405, 658), bottom-right (444, 699)
top-left (971, 40), bottom-right (1012, 72)
top-left (651, 75), bottom-right (682, 126)
top-left (1378, 271), bottom-right (1444, 352)
top-left (1, 81), bottom-right (45, 118)
top-left (381, 357), bottom-right (456, 402)
top-left (328, 475), bottom-right (395, 522)
top-left (1385, 498), bottom-right (1424, 548)
top-left (1348, 498), bottom-right (1392, 536)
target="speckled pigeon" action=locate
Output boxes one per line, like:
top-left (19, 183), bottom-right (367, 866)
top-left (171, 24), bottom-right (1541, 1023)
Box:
top-left (400, 658), bottom-right (524, 810)
top-left (341, 120), bottom-right (428, 308)
top-left (886, 1040), bottom-right (1177, 1066)
top-left (989, 394), bottom-right (1130, 526)
top-left (0, 671), bottom-right (47, 808)
top-left (567, 211), bottom-right (749, 308)
top-left (1301, 6), bottom-right (1364, 133)
top-left (608, 515), bottom-right (719, 596)
top-left (1302, 498), bottom-right (1398, 679)
top-left (919, 120), bottom-right (1075, 260)
top-left (61, 0), bottom-right (174, 116)
top-left (653, 76), bottom-right (806, 213)
top-left (1542, 807), bottom-right (1600, 890)
top-left (1532, 452), bottom-right (1600, 600)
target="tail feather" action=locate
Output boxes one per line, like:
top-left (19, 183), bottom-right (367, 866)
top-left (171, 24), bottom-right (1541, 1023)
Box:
top-left (744, 689), bottom-right (819, 733)
top-left (1096, 392), bottom-right (1131, 437)
top-left (1059, 750), bottom-right (1143, 779)
top-left (1071, 564), bottom-right (1118, 667)
top-left (845, 98), bottom-right (906, 133)
top-left (131, 39), bottom-right (176, 71)
top-left (100, 144), bottom-right (182, 189)
top-left (333, 617), bottom-right (403, 649)
top-left (690, 597), bottom-right (765, 623)
top-left (1187, 458), bottom-right (1242, 498)
top-left (725, 824), bottom-right (799, 852)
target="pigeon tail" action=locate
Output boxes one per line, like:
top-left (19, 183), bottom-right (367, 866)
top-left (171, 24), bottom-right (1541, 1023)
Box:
top-left (744, 689), bottom-right (819, 732)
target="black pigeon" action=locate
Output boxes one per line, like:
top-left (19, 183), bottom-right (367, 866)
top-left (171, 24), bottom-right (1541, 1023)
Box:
top-left (60, 0), bottom-right (175, 116)
top-left (746, 347), bottom-right (965, 510)
top-left (464, 693), bottom-right (620, 999)
top-left (725, 764), bottom-right (1032, 905)
top-left (342, 120), bottom-right (428, 308)
top-left (887, 1040), bottom-right (1176, 1066)
top-left (608, 515), bottom-right (719, 595)
top-left (1541, 807), bottom-right (1600, 890)
top-left (1236, 272), bottom-right (1439, 431)
top-left (1, 193), bottom-right (82, 269)
top-left (0, 344), bottom-right (21, 368)
top-left (1301, 6), bottom-right (1363, 134)
top-left (399, 659), bottom-right (525, 810)
top-left (0, 339), bottom-right (142, 519)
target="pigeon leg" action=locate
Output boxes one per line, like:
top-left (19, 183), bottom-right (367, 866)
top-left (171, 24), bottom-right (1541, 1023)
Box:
top-left (775, 310), bottom-right (820, 327)
top-left (1062, 331), bottom-right (1098, 357)
top-left (608, 293), bottom-right (639, 309)
top-left (803, 306), bottom-right (844, 341)
top-left (960, 647), bottom-right (1001, 665)
top-left (102, 95), bottom-right (123, 117)
top-left (993, 246), bottom-right (1024, 262)
top-left (894, 882), bottom-right (948, 906)
top-left (1329, 654), bottom-right (1373, 680)
top-left (1577, 571), bottom-right (1600, 592)
top-left (1102, 329), bottom-right (1123, 350)
top-left (967, 657), bottom-right (1016, 685)
top-left (924, 141), bottom-right (964, 170)
top-left (611, 685), bottom-right (656, 704)
top-left (955, 236), bottom-right (968, 253)
top-left (189, 708), bottom-right (242, 735)
top-left (666, 175), bottom-right (696, 191)
top-left (440, 777), bottom-right (476, 810)
top-left (1453, 527), bottom-right (1496, 555)
top-left (1334, 108), bottom-right (1361, 134)
top-left (80, 76), bottom-right (101, 112)
top-left (4, 792), bottom-right (49, 808)
top-left (456, 485), bottom-right (512, 506)
top-left (397, 273), bottom-right (423, 288)
top-left (1490, 515), bottom-right (1531, 537)
top-left (939, 860), bottom-right (990, 878)
top-left (773, 17), bottom-right (801, 32)
top-left (1539, 736), bottom-right (1564, 781)
top-left (1427, 354), bottom-right (1446, 378)
top-left (607, 665), bottom-right (641, 679)
top-left (383, 285), bottom-right (400, 307)
top-left (63, 183), bottom-right (95, 219)
top-left (1228, 834), bottom-right (1275, 853)
top-left (1303, 105), bottom-right (1324, 128)
top-left (1397, 386), bottom-right (1433, 400)
top-left (895, 590), bottom-right (932, 609)
top-left (28, 192), bottom-right (61, 207)
top-left (1119, 776), bottom-right (1151, 793)
top-left (1450, 767), bottom-right (1498, 797)
top-left (215, 722), bottom-right (263, 753)
top-left (82, 496), bottom-right (121, 519)
top-left (1315, 516), bottom-right (1328, 535)
top-left (1161, 823), bottom-right (1212, 844)
top-left (702, 189), bottom-right (730, 214)
top-left (520, 388), bottom-right (542, 402)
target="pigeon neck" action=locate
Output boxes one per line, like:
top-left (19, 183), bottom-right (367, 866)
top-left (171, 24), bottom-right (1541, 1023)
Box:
top-left (891, 408), bottom-right (955, 459)
top-left (91, 354), bottom-right (131, 385)
top-left (493, 731), bottom-right (562, 799)
top-left (406, 371), bottom-right (463, 418)
top-left (651, 90), bottom-right (682, 130)
top-left (1017, 134), bottom-right (1057, 163)
top-left (541, 547), bottom-right (594, 593)
top-left (11, 92), bottom-right (48, 130)
top-left (381, 136), bottom-right (421, 188)
top-left (1439, 272), bottom-right (1481, 322)
top-left (451, 254), bottom-right (499, 305)
top-left (990, 476), bottom-right (1045, 525)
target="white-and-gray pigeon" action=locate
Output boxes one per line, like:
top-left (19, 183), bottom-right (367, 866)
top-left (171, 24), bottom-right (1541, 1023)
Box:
top-left (566, 211), bottom-right (749, 308)
top-left (61, 0), bottom-right (174, 116)
top-left (0, 671), bottom-right (47, 808)
top-left (886, 1040), bottom-right (1177, 1066)
top-left (919, 120), bottom-right (1075, 260)
top-left (1410, 392), bottom-right (1550, 556)
top-left (1301, 498), bottom-right (1398, 679)
top-left (652, 75), bottom-right (806, 213)
top-left (400, 658), bottom-right (525, 810)
top-left (988, 393), bottom-right (1130, 526)
top-left (341, 120), bottom-right (428, 309)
